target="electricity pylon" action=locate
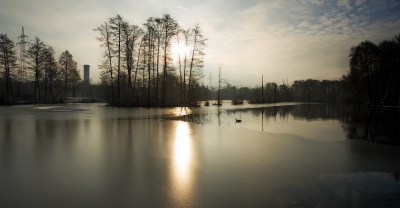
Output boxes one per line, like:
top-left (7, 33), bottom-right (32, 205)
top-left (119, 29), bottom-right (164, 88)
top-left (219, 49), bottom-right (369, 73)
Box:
top-left (207, 73), bottom-right (213, 99)
top-left (17, 27), bottom-right (28, 81)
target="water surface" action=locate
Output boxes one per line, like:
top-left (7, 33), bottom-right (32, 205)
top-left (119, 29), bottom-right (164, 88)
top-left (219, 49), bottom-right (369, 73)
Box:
top-left (1, 103), bottom-right (399, 207)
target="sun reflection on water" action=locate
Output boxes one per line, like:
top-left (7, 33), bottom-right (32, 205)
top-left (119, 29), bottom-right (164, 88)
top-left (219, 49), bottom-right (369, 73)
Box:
top-left (170, 107), bottom-right (192, 116)
top-left (172, 121), bottom-right (193, 202)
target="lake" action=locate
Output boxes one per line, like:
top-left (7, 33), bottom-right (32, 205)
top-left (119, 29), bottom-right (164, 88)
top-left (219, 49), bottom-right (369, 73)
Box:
top-left (1, 102), bottom-right (399, 207)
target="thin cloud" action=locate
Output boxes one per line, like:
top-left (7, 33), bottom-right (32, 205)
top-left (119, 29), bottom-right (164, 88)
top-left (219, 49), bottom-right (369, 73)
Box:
top-left (337, 0), bottom-right (352, 10)
top-left (178, 6), bottom-right (188, 11)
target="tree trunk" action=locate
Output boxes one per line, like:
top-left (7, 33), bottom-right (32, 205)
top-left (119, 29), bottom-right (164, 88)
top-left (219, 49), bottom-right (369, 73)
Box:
top-left (147, 31), bottom-right (152, 107)
top-left (106, 26), bottom-right (115, 103)
top-left (188, 33), bottom-right (197, 102)
top-left (162, 39), bottom-right (167, 106)
top-left (117, 22), bottom-right (121, 104)
top-left (156, 35), bottom-right (160, 106)
top-left (133, 40), bottom-right (143, 102)
top-left (64, 61), bottom-right (68, 99)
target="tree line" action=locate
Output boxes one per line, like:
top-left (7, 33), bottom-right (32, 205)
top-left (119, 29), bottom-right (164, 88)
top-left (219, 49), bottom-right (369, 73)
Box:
top-left (342, 33), bottom-right (399, 105)
top-left (94, 14), bottom-right (207, 107)
top-left (212, 33), bottom-right (399, 105)
top-left (201, 79), bottom-right (343, 103)
top-left (2, 24), bottom-right (397, 106)
top-left (0, 33), bottom-right (81, 104)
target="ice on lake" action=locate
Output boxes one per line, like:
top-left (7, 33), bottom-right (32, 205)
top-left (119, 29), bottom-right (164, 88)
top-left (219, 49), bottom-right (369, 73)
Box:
top-left (1, 102), bottom-right (399, 207)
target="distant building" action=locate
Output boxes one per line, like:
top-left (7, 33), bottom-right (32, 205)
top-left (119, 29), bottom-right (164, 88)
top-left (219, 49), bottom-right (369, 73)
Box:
top-left (83, 65), bottom-right (90, 84)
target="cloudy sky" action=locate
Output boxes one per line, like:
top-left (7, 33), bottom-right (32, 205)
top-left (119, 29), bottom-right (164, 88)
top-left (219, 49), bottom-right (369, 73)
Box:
top-left (1, 0), bottom-right (399, 87)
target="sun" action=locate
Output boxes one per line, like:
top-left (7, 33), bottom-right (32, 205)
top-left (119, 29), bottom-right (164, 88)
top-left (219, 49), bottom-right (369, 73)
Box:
top-left (171, 42), bottom-right (189, 61)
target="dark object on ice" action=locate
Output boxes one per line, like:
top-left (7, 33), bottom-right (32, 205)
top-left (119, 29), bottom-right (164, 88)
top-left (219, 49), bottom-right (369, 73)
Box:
top-left (235, 118), bottom-right (241, 123)
top-left (232, 99), bottom-right (243, 105)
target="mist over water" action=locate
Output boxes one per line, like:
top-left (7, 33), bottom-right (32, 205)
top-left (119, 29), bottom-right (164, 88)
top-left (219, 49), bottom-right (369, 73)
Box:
top-left (1, 103), bottom-right (399, 207)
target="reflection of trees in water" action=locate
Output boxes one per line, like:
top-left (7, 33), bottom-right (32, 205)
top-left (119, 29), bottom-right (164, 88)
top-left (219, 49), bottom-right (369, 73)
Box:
top-left (226, 104), bottom-right (342, 121)
top-left (291, 104), bottom-right (342, 121)
top-left (169, 104), bottom-right (341, 124)
top-left (167, 104), bottom-right (399, 145)
top-left (170, 104), bottom-right (345, 124)
top-left (341, 104), bottom-right (368, 124)
top-left (341, 104), bottom-right (399, 145)
top-left (166, 113), bottom-right (210, 124)
top-left (226, 106), bottom-right (290, 120)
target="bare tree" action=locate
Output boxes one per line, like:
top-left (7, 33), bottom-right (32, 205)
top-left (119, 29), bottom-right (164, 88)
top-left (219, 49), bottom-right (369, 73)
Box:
top-left (160, 14), bottom-right (178, 106)
top-left (181, 28), bottom-right (191, 102)
top-left (0, 34), bottom-right (18, 98)
top-left (42, 46), bottom-right (57, 102)
top-left (133, 39), bottom-right (144, 103)
top-left (188, 24), bottom-right (207, 102)
top-left (94, 21), bottom-right (116, 103)
top-left (143, 18), bottom-right (157, 106)
top-left (26, 37), bottom-right (46, 103)
top-left (59, 50), bottom-right (78, 99)
top-left (109, 14), bottom-right (124, 104)
top-left (154, 18), bottom-right (162, 105)
top-left (70, 67), bottom-right (81, 97)
top-left (121, 22), bottom-right (144, 99)
top-left (174, 28), bottom-right (186, 104)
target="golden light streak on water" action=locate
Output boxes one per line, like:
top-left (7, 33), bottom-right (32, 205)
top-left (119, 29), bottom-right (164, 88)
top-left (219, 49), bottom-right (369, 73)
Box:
top-left (171, 121), bottom-right (193, 203)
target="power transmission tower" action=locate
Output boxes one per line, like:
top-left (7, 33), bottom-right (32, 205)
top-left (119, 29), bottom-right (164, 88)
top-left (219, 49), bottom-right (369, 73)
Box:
top-left (218, 65), bottom-right (222, 105)
top-left (17, 27), bottom-right (28, 81)
top-left (207, 73), bottom-right (213, 100)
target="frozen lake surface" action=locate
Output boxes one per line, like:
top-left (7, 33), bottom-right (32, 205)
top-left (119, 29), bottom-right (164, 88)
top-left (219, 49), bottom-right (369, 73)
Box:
top-left (1, 102), bottom-right (399, 207)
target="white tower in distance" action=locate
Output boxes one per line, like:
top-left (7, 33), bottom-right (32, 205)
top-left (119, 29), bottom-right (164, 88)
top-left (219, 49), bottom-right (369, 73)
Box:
top-left (83, 65), bottom-right (90, 84)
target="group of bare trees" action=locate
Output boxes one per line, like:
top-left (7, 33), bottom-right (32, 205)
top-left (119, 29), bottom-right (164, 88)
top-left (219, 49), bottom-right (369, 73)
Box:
top-left (343, 33), bottom-right (400, 105)
top-left (94, 14), bottom-right (207, 106)
top-left (249, 81), bottom-right (289, 103)
top-left (236, 79), bottom-right (342, 103)
top-left (0, 34), bottom-right (81, 104)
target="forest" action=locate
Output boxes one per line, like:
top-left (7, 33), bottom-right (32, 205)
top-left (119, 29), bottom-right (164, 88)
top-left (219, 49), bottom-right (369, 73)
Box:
top-left (218, 33), bottom-right (399, 105)
top-left (342, 34), bottom-right (400, 105)
top-left (0, 33), bottom-right (81, 104)
top-left (1, 15), bottom-right (399, 106)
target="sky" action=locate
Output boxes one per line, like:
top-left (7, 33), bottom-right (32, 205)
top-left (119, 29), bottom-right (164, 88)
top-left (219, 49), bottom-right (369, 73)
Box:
top-left (1, 0), bottom-right (399, 87)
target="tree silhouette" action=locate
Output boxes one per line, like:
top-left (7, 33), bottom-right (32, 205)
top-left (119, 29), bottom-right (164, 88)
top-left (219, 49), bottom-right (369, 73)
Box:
top-left (0, 34), bottom-right (17, 99)
top-left (59, 50), bottom-right (78, 99)
top-left (160, 14), bottom-right (178, 106)
top-left (346, 34), bottom-right (400, 105)
top-left (188, 24), bottom-right (207, 103)
top-left (26, 37), bottom-right (46, 103)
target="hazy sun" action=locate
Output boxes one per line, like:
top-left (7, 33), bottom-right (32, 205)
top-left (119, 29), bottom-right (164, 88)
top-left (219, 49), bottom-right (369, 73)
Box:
top-left (171, 42), bottom-right (189, 61)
